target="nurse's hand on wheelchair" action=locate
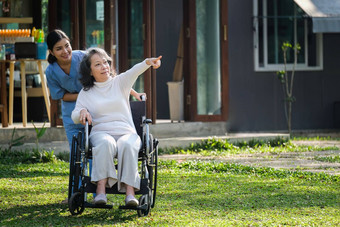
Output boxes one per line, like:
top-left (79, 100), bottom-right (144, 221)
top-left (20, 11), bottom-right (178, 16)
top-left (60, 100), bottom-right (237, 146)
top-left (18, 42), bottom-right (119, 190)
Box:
top-left (80, 109), bottom-right (92, 125)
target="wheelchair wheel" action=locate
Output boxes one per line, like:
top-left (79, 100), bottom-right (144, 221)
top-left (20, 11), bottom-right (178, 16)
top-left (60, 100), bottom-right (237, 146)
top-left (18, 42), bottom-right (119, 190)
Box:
top-left (69, 192), bottom-right (85, 215)
top-left (148, 135), bottom-right (158, 208)
top-left (68, 133), bottom-right (82, 200)
top-left (137, 194), bottom-right (151, 217)
top-left (68, 135), bottom-right (77, 200)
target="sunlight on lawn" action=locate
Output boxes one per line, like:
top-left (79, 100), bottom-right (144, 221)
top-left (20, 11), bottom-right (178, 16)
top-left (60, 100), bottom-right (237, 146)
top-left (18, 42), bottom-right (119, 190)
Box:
top-left (0, 161), bottom-right (339, 226)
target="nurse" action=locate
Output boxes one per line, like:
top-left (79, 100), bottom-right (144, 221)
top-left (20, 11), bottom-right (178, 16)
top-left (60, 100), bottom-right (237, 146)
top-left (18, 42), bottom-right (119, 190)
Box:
top-left (45, 30), bottom-right (84, 150)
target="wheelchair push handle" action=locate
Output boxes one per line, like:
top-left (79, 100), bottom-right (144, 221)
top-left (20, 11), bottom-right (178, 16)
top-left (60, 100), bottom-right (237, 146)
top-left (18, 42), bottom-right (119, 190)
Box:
top-left (140, 95), bottom-right (146, 101)
top-left (141, 95), bottom-right (146, 101)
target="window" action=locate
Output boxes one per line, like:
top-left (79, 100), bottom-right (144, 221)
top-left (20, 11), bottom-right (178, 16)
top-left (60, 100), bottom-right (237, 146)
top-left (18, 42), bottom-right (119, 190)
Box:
top-left (86, 0), bottom-right (104, 49)
top-left (253, 0), bottom-right (323, 71)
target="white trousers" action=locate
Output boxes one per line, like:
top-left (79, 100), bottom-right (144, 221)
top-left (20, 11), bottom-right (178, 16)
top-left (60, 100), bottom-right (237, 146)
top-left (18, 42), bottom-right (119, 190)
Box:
top-left (89, 132), bottom-right (141, 192)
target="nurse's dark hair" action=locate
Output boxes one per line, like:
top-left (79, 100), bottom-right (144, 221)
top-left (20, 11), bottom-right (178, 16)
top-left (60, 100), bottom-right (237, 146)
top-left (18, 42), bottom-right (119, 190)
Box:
top-left (46, 29), bottom-right (70, 64)
top-left (79, 48), bottom-right (113, 91)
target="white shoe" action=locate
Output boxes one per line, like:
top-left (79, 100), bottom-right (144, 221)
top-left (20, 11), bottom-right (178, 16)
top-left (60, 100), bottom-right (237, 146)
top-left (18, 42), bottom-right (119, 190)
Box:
top-left (94, 194), bottom-right (107, 205)
top-left (125, 195), bottom-right (139, 207)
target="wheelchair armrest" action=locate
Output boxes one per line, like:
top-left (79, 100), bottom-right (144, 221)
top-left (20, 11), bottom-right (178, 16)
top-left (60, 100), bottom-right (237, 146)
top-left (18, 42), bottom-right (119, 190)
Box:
top-left (85, 121), bottom-right (90, 152)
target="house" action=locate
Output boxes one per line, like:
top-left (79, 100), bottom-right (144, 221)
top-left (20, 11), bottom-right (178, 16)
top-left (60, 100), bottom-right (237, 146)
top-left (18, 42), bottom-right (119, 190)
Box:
top-left (227, 0), bottom-right (340, 131)
top-left (168, 0), bottom-right (340, 132)
top-left (1, 0), bottom-right (340, 133)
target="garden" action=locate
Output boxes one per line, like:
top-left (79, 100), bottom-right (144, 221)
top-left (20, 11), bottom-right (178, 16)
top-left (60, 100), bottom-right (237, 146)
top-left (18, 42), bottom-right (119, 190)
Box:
top-left (0, 136), bottom-right (339, 226)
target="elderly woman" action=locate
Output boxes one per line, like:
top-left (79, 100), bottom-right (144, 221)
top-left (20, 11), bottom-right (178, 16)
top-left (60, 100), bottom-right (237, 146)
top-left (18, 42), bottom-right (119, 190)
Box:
top-left (71, 47), bottom-right (161, 206)
top-left (46, 29), bottom-right (146, 152)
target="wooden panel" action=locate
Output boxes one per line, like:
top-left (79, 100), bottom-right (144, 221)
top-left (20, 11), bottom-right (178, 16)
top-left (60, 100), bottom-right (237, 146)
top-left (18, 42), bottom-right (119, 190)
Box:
top-left (183, 0), bottom-right (196, 121)
top-left (104, 0), bottom-right (115, 57)
top-left (150, 0), bottom-right (157, 122)
top-left (14, 88), bottom-right (43, 97)
top-left (0, 62), bottom-right (8, 127)
top-left (0, 17), bottom-right (33, 24)
top-left (70, 0), bottom-right (80, 50)
top-left (118, 0), bottom-right (128, 73)
top-left (32, 1), bottom-right (42, 29)
top-left (48, 0), bottom-right (58, 30)
top-left (79, 0), bottom-right (86, 50)
top-left (220, 0), bottom-right (229, 121)
top-left (143, 0), bottom-right (152, 120)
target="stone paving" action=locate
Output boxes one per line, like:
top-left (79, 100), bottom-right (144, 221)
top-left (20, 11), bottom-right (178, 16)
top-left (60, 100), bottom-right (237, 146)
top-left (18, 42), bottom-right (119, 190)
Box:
top-left (159, 140), bottom-right (340, 176)
top-left (1, 122), bottom-right (340, 176)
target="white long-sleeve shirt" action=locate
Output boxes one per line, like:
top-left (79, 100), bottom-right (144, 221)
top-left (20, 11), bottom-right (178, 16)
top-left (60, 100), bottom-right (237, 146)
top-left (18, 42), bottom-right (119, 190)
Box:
top-left (71, 60), bottom-right (150, 137)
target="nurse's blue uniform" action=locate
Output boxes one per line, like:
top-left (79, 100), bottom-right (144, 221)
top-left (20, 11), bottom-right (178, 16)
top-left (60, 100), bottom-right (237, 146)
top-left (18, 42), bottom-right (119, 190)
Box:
top-left (45, 50), bottom-right (85, 151)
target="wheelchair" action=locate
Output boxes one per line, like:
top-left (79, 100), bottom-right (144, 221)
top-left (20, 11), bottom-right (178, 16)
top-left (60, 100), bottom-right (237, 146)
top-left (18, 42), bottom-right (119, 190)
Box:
top-left (68, 100), bottom-right (158, 217)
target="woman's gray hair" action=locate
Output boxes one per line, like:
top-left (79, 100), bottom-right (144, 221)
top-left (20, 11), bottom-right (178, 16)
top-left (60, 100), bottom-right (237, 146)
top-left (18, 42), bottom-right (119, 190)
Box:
top-left (79, 48), bottom-right (113, 90)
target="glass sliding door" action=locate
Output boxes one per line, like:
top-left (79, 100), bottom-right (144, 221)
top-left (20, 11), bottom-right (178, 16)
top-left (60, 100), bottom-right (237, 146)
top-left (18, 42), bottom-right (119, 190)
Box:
top-left (86, 0), bottom-right (105, 49)
top-left (196, 0), bottom-right (221, 115)
top-left (128, 0), bottom-right (144, 95)
top-left (184, 0), bottom-right (228, 121)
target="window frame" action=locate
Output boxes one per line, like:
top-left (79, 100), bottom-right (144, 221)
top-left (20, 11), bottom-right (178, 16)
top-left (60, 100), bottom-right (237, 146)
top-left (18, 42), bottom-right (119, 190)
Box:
top-left (253, 0), bottom-right (323, 72)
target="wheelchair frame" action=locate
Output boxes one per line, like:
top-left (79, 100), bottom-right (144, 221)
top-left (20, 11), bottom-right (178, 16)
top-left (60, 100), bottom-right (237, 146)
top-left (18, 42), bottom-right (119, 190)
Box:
top-left (68, 100), bottom-right (158, 217)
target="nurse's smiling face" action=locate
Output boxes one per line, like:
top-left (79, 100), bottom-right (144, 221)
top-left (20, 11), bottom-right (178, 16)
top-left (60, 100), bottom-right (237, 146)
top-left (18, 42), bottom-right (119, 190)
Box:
top-left (90, 53), bottom-right (111, 82)
top-left (50, 38), bottom-right (72, 64)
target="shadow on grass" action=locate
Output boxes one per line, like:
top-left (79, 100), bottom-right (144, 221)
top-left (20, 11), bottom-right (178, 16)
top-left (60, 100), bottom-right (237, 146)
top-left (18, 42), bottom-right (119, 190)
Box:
top-left (0, 203), bottom-right (137, 226)
top-left (0, 164), bottom-right (69, 179)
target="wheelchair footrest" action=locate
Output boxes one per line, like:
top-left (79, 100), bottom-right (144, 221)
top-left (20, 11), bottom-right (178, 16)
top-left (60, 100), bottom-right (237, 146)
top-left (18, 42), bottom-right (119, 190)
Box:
top-left (84, 201), bottom-right (113, 209)
top-left (119, 203), bottom-right (148, 211)
top-left (83, 177), bottom-right (150, 195)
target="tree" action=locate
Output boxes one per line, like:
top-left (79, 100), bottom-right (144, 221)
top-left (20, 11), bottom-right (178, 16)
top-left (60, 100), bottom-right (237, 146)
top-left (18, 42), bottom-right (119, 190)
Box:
top-left (276, 42), bottom-right (301, 135)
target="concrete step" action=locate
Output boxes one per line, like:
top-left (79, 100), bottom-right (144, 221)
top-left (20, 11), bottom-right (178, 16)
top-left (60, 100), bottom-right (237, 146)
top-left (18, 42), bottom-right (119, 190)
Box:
top-left (0, 122), bottom-right (290, 154)
top-left (0, 123), bottom-right (67, 144)
top-left (2, 134), bottom-right (290, 154)
top-left (0, 121), bottom-right (228, 144)
top-left (150, 121), bottom-right (228, 138)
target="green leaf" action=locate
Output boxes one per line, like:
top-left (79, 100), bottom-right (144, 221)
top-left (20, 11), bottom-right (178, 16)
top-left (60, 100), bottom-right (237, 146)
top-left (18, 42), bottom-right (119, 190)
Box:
top-left (12, 136), bottom-right (25, 143)
top-left (32, 121), bottom-right (39, 134)
top-left (11, 141), bottom-right (24, 147)
top-left (37, 127), bottom-right (47, 139)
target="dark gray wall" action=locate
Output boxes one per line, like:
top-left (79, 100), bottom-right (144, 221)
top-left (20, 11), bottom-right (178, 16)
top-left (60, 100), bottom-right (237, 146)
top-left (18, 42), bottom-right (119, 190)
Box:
top-left (155, 0), bottom-right (183, 119)
top-left (228, 1), bottom-right (340, 131)
top-left (154, 1), bottom-right (340, 131)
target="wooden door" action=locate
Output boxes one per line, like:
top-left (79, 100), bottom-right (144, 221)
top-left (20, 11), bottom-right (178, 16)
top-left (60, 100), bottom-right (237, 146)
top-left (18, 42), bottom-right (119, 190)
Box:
top-left (183, 0), bottom-right (229, 121)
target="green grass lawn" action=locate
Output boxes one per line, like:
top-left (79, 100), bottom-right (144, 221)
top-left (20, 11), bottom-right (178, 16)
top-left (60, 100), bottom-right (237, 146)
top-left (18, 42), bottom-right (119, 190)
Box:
top-left (1, 160), bottom-right (339, 226)
top-left (159, 137), bottom-right (340, 156)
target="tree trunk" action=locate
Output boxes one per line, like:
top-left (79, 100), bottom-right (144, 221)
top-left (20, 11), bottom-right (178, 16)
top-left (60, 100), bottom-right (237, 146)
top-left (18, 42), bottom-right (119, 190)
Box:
top-left (288, 101), bottom-right (292, 135)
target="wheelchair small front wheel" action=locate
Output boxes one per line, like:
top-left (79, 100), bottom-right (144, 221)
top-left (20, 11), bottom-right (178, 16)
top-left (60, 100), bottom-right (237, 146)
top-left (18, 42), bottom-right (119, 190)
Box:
top-left (69, 192), bottom-right (85, 215)
top-left (137, 194), bottom-right (151, 217)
